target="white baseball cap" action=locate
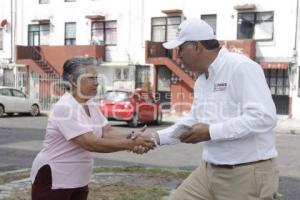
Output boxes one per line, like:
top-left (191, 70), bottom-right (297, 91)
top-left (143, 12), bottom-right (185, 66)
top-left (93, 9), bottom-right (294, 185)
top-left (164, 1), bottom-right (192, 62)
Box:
top-left (163, 18), bottom-right (216, 49)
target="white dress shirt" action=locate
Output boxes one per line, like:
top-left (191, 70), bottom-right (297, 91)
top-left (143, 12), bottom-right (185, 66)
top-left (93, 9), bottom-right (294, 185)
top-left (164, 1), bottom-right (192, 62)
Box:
top-left (157, 47), bottom-right (278, 165)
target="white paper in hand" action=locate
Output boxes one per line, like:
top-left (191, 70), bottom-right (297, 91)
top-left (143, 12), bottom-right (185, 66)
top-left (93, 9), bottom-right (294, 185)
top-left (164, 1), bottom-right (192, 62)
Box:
top-left (171, 124), bottom-right (192, 139)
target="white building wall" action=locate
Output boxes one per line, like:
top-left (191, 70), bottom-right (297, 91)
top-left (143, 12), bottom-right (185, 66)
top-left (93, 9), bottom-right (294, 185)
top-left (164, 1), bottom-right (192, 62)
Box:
top-left (139, 0), bottom-right (297, 62)
top-left (293, 0), bottom-right (300, 119)
top-left (18, 0), bottom-right (146, 91)
top-left (0, 0), bottom-right (13, 61)
top-left (292, 66), bottom-right (300, 119)
top-left (9, 0), bottom-right (300, 118)
top-left (20, 0), bottom-right (136, 63)
top-left (138, 0), bottom-right (300, 118)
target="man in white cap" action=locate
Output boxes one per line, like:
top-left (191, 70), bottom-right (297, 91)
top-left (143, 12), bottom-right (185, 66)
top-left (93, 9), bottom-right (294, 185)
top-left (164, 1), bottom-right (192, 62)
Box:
top-left (138, 18), bottom-right (279, 199)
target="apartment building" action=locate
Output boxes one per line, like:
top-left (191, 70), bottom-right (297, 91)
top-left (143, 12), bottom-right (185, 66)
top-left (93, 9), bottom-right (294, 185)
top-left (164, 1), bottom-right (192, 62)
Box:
top-left (0, 0), bottom-right (24, 89)
top-left (143, 0), bottom-right (300, 118)
top-left (1, 0), bottom-right (300, 118)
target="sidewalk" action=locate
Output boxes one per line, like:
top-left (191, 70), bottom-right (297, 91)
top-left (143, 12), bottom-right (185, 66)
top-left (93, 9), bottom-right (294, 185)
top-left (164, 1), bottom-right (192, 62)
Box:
top-left (162, 113), bottom-right (300, 135)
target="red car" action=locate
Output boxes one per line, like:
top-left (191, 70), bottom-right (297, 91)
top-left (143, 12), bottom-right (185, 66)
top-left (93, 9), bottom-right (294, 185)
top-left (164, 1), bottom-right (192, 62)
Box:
top-left (99, 89), bottom-right (162, 127)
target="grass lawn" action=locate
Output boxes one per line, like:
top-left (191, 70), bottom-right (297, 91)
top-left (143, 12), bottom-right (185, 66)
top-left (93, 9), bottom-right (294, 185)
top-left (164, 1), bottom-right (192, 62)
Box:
top-left (0, 167), bottom-right (286, 200)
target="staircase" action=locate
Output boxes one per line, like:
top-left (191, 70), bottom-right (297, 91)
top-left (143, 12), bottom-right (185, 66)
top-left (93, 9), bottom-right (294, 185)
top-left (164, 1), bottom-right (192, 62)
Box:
top-left (16, 46), bottom-right (60, 77)
top-left (145, 41), bottom-right (196, 90)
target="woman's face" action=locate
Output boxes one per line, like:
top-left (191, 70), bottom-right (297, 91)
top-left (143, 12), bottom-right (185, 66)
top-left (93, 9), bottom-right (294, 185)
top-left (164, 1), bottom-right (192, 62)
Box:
top-left (75, 65), bottom-right (99, 99)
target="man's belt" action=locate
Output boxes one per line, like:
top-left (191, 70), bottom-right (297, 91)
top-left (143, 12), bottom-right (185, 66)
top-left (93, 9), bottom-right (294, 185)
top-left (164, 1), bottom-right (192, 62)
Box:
top-left (208, 159), bottom-right (272, 169)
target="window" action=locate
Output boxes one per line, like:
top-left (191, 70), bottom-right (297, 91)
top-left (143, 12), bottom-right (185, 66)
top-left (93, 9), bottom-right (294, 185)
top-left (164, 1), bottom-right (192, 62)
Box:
top-left (135, 65), bottom-right (150, 88)
top-left (201, 14), bottom-right (217, 34)
top-left (91, 21), bottom-right (117, 45)
top-left (3, 68), bottom-right (14, 87)
top-left (237, 11), bottom-right (274, 40)
top-left (39, 24), bottom-right (50, 45)
top-left (28, 24), bottom-right (50, 46)
top-left (151, 16), bottom-right (181, 42)
top-left (39, 0), bottom-right (50, 4)
top-left (103, 91), bottom-right (130, 101)
top-left (0, 89), bottom-right (12, 96)
top-left (114, 68), bottom-right (130, 80)
top-left (264, 69), bottom-right (289, 96)
top-left (0, 28), bottom-right (3, 50)
top-left (12, 89), bottom-right (26, 98)
top-left (65, 22), bottom-right (76, 45)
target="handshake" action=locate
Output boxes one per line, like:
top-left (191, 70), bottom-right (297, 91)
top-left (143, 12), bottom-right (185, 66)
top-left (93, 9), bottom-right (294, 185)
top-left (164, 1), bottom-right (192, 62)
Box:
top-left (127, 126), bottom-right (159, 154)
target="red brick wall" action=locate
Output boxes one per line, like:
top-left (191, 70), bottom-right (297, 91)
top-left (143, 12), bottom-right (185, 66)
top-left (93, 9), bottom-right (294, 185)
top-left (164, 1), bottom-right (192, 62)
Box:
top-left (171, 82), bottom-right (193, 113)
top-left (40, 45), bottom-right (105, 74)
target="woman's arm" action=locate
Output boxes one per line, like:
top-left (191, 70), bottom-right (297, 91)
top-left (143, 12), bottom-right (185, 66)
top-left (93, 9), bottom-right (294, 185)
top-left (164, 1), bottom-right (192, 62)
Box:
top-left (71, 131), bottom-right (155, 153)
top-left (102, 124), bottom-right (147, 140)
top-left (102, 125), bottom-right (128, 139)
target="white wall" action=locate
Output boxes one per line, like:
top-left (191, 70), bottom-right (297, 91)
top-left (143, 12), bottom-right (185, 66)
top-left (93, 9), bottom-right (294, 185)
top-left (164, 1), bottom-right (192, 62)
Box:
top-left (11, 0), bottom-right (300, 117)
top-left (292, 66), bottom-right (300, 119)
top-left (12, 0), bottom-right (300, 70)
top-left (0, 0), bottom-right (13, 60)
top-left (139, 0), bottom-right (297, 62)
top-left (20, 0), bottom-right (136, 64)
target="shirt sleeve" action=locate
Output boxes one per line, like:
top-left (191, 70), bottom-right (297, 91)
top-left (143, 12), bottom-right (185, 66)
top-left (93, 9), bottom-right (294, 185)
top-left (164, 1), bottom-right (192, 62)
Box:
top-left (209, 61), bottom-right (277, 141)
top-left (51, 104), bottom-right (93, 141)
top-left (156, 124), bottom-right (181, 145)
top-left (157, 115), bottom-right (198, 145)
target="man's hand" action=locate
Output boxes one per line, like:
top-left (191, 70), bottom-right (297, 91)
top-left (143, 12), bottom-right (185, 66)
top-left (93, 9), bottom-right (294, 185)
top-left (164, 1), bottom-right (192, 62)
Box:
top-left (131, 131), bottom-right (158, 154)
top-left (180, 123), bottom-right (211, 144)
top-left (128, 126), bottom-right (156, 154)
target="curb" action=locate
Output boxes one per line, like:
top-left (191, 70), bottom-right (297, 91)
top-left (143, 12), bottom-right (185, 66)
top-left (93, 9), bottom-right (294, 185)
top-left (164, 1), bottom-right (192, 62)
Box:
top-left (0, 168), bottom-right (30, 177)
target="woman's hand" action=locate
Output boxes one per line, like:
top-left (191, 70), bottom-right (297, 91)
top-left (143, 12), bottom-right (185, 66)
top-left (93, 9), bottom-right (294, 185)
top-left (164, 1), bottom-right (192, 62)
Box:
top-left (130, 132), bottom-right (157, 154)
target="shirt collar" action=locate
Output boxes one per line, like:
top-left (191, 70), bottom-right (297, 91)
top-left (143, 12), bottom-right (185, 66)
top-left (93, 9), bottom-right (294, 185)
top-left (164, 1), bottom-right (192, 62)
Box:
top-left (208, 47), bottom-right (228, 76)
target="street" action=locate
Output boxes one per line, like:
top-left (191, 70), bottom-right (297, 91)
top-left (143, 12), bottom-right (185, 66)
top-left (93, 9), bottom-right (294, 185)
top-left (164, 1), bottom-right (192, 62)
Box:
top-left (0, 115), bottom-right (299, 199)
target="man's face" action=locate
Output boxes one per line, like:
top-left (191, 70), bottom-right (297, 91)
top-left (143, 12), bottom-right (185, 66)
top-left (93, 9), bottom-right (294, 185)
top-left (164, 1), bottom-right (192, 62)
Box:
top-left (177, 41), bottom-right (205, 73)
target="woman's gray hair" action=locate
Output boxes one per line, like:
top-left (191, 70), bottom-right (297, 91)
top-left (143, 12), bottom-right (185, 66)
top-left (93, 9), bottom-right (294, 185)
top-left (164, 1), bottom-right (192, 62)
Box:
top-left (62, 56), bottom-right (99, 91)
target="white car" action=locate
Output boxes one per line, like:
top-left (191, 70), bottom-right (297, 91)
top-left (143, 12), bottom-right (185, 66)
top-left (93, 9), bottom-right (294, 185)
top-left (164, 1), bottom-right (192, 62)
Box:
top-left (0, 86), bottom-right (41, 117)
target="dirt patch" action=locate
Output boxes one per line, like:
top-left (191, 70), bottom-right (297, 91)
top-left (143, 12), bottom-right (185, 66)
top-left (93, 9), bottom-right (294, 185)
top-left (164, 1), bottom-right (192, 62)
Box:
top-left (1, 167), bottom-right (187, 200)
top-left (88, 182), bottom-right (168, 200)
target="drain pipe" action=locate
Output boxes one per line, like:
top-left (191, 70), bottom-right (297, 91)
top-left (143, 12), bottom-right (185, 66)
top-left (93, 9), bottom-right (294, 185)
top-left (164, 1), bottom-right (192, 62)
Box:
top-left (294, 0), bottom-right (299, 59)
top-left (291, 0), bottom-right (300, 118)
top-left (10, 0), bottom-right (13, 63)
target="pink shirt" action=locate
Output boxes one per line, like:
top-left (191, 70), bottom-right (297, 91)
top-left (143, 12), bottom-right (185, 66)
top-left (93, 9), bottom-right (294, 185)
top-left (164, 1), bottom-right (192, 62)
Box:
top-left (30, 93), bottom-right (108, 189)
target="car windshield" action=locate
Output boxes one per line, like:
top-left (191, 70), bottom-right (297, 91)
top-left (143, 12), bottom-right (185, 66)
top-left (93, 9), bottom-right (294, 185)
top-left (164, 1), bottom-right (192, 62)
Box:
top-left (103, 91), bottom-right (131, 101)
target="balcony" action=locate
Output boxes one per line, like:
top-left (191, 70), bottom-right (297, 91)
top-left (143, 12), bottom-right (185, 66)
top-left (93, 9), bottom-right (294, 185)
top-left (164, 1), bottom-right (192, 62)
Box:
top-left (16, 45), bottom-right (105, 76)
top-left (145, 41), bottom-right (196, 89)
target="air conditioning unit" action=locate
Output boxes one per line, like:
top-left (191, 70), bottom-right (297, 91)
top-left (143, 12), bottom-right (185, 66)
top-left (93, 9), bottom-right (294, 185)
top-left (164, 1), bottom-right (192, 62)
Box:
top-left (90, 39), bottom-right (104, 45)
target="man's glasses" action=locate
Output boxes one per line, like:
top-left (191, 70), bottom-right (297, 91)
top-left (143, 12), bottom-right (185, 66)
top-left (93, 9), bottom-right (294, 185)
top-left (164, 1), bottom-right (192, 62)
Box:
top-left (177, 41), bottom-right (197, 54)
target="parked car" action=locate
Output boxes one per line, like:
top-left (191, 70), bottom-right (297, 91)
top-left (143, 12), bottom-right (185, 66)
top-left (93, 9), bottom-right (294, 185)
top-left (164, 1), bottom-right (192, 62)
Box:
top-left (99, 89), bottom-right (162, 127)
top-left (0, 86), bottom-right (41, 117)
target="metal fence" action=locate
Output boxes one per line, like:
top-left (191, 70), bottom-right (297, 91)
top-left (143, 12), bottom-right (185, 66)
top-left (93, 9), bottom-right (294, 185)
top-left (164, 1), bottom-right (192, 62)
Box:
top-left (2, 70), bottom-right (107, 111)
top-left (1, 71), bottom-right (64, 111)
top-left (29, 72), bottom-right (64, 111)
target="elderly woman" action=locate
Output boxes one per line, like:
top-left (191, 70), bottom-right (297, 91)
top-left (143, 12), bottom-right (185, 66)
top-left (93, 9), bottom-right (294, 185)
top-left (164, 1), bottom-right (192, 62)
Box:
top-left (31, 57), bottom-right (155, 200)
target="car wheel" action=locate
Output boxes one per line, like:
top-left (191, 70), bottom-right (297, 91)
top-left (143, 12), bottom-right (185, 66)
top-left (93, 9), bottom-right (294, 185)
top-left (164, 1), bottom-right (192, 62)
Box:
top-left (155, 112), bottom-right (162, 125)
top-left (128, 113), bottom-right (139, 127)
top-left (0, 105), bottom-right (4, 117)
top-left (30, 104), bottom-right (40, 116)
